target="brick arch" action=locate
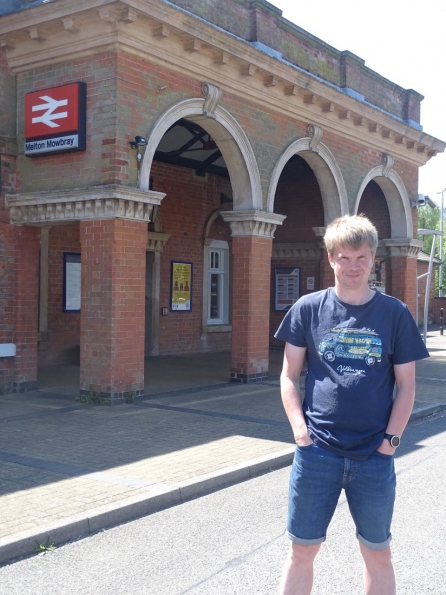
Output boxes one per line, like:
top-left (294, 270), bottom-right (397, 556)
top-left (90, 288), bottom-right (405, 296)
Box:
top-left (354, 165), bottom-right (413, 238)
top-left (139, 98), bottom-right (262, 210)
top-left (266, 137), bottom-right (348, 223)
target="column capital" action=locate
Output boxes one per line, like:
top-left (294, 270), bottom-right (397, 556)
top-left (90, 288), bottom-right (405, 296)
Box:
top-left (147, 232), bottom-right (171, 252)
top-left (312, 226), bottom-right (326, 237)
top-left (220, 210), bottom-right (285, 238)
top-left (382, 238), bottom-right (423, 258)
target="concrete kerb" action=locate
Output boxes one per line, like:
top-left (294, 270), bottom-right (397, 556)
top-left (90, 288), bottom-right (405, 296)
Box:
top-left (0, 446), bottom-right (296, 567)
top-left (410, 402), bottom-right (445, 421)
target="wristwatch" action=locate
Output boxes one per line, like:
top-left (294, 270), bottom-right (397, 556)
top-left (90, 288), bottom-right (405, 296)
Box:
top-left (384, 433), bottom-right (400, 448)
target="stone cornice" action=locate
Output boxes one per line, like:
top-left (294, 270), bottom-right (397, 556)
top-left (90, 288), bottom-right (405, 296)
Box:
top-left (5, 184), bottom-right (165, 225)
top-left (272, 242), bottom-right (322, 260)
top-left (220, 210), bottom-right (286, 238)
top-left (382, 238), bottom-right (424, 258)
top-left (0, 0), bottom-right (443, 165)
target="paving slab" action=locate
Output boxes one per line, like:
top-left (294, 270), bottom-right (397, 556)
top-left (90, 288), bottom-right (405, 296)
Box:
top-left (0, 330), bottom-right (445, 566)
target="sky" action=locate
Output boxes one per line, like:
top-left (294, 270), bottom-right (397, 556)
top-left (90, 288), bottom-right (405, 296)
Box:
top-left (272, 0), bottom-right (446, 207)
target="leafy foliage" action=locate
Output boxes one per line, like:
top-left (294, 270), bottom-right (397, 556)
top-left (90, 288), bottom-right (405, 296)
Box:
top-left (417, 205), bottom-right (445, 294)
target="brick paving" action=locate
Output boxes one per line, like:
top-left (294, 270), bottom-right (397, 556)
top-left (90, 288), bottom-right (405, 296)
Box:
top-left (0, 330), bottom-right (445, 565)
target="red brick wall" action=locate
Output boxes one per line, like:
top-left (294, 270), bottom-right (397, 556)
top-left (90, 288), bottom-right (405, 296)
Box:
top-left (39, 225), bottom-right (81, 365)
top-left (16, 52), bottom-right (120, 192)
top-left (116, 52), bottom-right (203, 187)
top-left (273, 157), bottom-right (325, 242)
top-left (12, 226), bottom-right (40, 390)
top-left (152, 162), bottom-right (232, 355)
top-left (433, 298), bottom-right (446, 325)
top-left (165, 0), bottom-right (421, 122)
top-left (0, 225), bottom-right (15, 390)
top-left (0, 48), bottom-right (18, 390)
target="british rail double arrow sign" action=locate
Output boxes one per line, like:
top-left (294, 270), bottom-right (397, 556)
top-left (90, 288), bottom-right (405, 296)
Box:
top-left (24, 82), bottom-right (86, 156)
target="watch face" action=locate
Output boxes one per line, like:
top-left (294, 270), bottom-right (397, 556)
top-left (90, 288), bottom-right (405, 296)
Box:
top-left (390, 436), bottom-right (400, 447)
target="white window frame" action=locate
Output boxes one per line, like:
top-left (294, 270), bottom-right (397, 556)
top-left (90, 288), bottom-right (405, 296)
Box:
top-left (203, 239), bottom-right (230, 328)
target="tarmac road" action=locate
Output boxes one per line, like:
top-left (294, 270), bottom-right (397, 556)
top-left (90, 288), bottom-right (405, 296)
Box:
top-left (0, 411), bottom-right (445, 595)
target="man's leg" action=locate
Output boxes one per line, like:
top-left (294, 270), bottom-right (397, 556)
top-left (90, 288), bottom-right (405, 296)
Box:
top-left (345, 451), bottom-right (396, 595)
top-left (281, 445), bottom-right (343, 594)
top-left (359, 543), bottom-right (396, 595)
top-left (279, 542), bottom-right (321, 595)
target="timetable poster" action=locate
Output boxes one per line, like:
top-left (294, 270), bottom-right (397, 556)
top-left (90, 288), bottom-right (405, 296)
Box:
top-left (275, 267), bottom-right (300, 311)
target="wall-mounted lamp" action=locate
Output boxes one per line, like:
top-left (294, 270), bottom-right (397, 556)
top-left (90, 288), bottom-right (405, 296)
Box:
top-left (129, 135), bottom-right (148, 150)
top-left (129, 135), bottom-right (148, 181)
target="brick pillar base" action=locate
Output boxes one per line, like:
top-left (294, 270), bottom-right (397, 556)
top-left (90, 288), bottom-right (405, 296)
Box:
top-left (80, 219), bottom-right (147, 404)
top-left (13, 226), bottom-right (40, 392)
top-left (230, 235), bottom-right (273, 383)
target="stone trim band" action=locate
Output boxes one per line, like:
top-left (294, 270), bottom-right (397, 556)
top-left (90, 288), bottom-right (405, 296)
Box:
top-left (6, 185), bottom-right (165, 225)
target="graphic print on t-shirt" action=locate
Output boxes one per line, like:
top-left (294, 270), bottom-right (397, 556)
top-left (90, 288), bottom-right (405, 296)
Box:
top-left (318, 327), bottom-right (382, 368)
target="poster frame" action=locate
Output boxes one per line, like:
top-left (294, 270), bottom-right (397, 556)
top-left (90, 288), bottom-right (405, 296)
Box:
top-left (170, 261), bottom-right (193, 312)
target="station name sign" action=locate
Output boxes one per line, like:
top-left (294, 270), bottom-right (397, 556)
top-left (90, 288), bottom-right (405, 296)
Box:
top-left (25, 82), bottom-right (86, 157)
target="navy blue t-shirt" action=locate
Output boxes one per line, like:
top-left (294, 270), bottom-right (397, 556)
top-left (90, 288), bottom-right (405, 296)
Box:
top-left (275, 288), bottom-right (429, 460)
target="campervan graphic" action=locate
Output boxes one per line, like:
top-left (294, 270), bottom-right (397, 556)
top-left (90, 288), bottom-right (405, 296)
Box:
top-left (318, 327), bottom-right (382, 366)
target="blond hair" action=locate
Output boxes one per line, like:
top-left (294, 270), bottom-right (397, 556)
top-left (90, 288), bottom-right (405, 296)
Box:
top-left (324, 215), bottom-right (378, 255)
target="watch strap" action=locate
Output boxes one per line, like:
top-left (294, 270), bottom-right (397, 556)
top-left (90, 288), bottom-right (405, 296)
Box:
top-left (384, 433), bottom-right (400, 447)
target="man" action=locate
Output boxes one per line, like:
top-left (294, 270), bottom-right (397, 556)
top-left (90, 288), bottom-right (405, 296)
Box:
top-left (275, 215), bottom-right (429, 595)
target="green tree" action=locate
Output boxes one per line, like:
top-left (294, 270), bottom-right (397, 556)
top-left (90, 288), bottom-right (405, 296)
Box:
top-left (417, 205), bottom-right (444, 294)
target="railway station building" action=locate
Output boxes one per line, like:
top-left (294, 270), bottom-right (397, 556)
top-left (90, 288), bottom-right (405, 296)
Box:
top-left (0, 0), bottom-right (444, 402)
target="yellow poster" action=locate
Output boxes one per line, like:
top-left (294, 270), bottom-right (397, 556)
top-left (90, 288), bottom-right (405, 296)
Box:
top-left (171, 262), bottom-right (192, 311)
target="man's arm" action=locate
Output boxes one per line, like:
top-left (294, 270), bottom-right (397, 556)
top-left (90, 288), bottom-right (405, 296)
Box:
top-left (280, 342), bottom-right (313, 446)
top-left (377, 361), bottom-right (416, 455)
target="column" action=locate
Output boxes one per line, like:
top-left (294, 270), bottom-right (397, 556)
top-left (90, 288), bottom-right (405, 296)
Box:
top-left (383, 239), bottom-right (423, 316)
top-left (13, 226), bottom-right (40, 392)
top-left (145, 232), bottom-right (170, 356)
top-left (221, 210), bottom-right (285, 383)
top-left (38, 227), bottom-right (50, 349)
top-left (80, 219), bottom-right (147, 403)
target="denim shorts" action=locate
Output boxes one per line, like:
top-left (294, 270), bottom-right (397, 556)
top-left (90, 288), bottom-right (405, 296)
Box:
top-left (287, 442), bottom-right (396, 551)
